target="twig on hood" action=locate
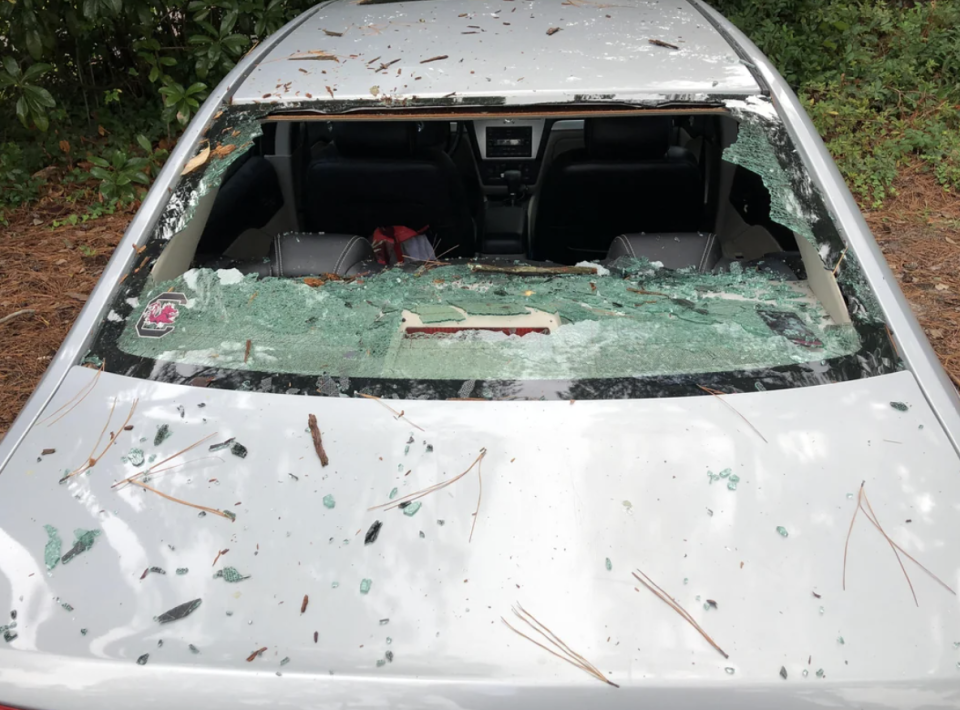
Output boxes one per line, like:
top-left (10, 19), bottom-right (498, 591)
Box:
top-left (501, 604), bottom-right (619, 687)
top-left (470, 452), bottom-right (484, 543)
top-left (843, 481), bottom-right (954, 604)
top-left (357, 392), bottom-right (424, 431)
top-left (632, 569), bottom-right (728, 659)
top-left (307, 414), bottom-right (329, 466)
top-left (696, 384), bottom-right (767, 443)
top-left (39, 362), bottom-right (104, 427)
top-left (60, 396), bottom-right (138, 482)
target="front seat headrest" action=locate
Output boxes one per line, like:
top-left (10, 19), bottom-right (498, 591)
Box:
top-left (585, 116), bottom-right (672, 160)
top-left (332, 122), bottom-right (417, 158)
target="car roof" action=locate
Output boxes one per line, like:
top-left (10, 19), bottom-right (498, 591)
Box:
top-left (232, 0), bottom-right (760, 108)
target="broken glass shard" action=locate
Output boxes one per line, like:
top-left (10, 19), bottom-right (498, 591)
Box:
top-left (727, 474), bottom-right (740, 491)
top-left (43, 524), bottom-right (62, 571)
top-left (176, 568), bottom-right (189, 575)
top-left (437, 519), bottom-right (445, 526)
top-left (61, 528), bottom-right (101, 564)
top-left (149, 566), bottom-right (166, 575)
top-left (605, 558), bottom-right (612, 571)
top-left (386, 636), bottom-right (392, 644)
top-left (154, 424), bottom-right (171, 446)
top-left (816, 669), bottom-right (824, 678)
top-left (230, 442), bottom-right (248, 458)
top-left (323, 494), bottom-right (336, 509)
top-left (189, 644), bottom-right (200, 654)
top-left (213, 567), bottom-right (250, 583)
top-left (718, 468), bottom-right (731, 478)
top-left (209, 437), bottom-right (235, 452)
top-left (137, 653), bottom-right (150, 665)
top-left (776, 526), bottom-right (789, 537)
top-left (61, 602), bottom-right (74, 612)
top-left (819, 606), bottom-right (825, 615)
top-left (365, 521), bottom-right (382, 545)
top-left (280, 657), bottom-right (290, 666)
top-left (157, 639), bottom-right (163, 648)
top-left (376, 659), bottom-right (386, 668)
top-left (385, 650), bottom-right (394, 662)
top-left (360, 578), bottom-right (372, 594)
top-left (802, 669), bottom-right (808, 678)
top-left (156, 598), bottom-right (202, 624)
top-left (426, 444), bottom-right (434, 453)
top-left (402, 501), bottom-right (421, 517)
top-left (124, 448), bottom-right (145, 467)
top-left (379, 618), bottom-right (389, 626)
top-left (80, 628), bottom-right (88, 636)
top-left (331, 581), bottom-right (339, 589)
top-left (3, 630), bottom-right (18, 643)
top-left (419, 531), bottom-right (425, 538)
top-left (890, 402), bottom-right (909, 412)
top-left (725, 667), bottom-right (735, 675)
top-left (837, 636), bottom-right (844, 645)
top-left (388, 487), bottom-right (398, 499)
top-left (779, 666), bottom-right (787, 680)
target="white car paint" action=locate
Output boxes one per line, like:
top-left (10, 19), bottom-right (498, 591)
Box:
top-left (0, 366), bottom-right (958, 708)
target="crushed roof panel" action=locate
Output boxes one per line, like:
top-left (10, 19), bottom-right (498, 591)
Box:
top-left (233, 0), bottom-right (759, 107)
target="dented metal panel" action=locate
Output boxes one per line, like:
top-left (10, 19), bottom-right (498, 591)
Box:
top-left (232, 0), bottom-right (760, 108)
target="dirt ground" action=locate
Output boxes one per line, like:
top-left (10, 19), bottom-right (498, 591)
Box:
top-left (2, 167), bottom-right (959, 439)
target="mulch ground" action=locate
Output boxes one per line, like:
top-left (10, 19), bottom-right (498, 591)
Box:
top-left (2, 166), bottom-right (959, 440)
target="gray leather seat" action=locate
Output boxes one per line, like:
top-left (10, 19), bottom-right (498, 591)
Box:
top-left (607, 233), bottom-right (720, 272)
top-left (204, 232), bottom-right (378, 277)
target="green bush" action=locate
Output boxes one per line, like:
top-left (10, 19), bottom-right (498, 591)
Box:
top-left (711, 0), bottom-right (960, 205)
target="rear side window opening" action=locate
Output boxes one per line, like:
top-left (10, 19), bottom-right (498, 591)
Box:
top-left (90, 105), bottom-right (900, 400)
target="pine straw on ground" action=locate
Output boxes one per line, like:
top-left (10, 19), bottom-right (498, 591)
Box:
top-left (0, 196), bottom-right (135, 439)
top-left (1, 165), bottom-right (959, 440)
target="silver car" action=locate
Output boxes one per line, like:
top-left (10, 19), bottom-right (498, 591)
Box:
top-left (2, 0), bottom-right (959, 708)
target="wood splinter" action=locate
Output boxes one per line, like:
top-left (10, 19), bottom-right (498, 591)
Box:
top-left (308, 414), bottom-right (329, 466)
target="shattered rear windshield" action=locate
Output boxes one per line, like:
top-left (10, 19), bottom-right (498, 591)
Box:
top-left (91, 103), bottom-right (900, 400)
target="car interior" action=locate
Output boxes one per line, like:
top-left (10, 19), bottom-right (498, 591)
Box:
top-left (177, 112), bottom-right (809, 283)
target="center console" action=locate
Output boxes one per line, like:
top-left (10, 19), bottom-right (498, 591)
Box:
top-left (470, 119), bottom-right (546, 186)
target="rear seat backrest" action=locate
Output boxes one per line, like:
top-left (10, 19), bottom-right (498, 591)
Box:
top-left (534, 116), bottom-right (704, 263)
top-left (303, 121), bottom-right (475, 257)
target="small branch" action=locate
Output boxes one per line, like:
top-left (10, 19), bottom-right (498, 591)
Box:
top-left (469, 453), bottom-right (483, 543)
top-left (831, 247), bottom-right (848, 276)
top-left (0, 309), bottom-right (36, 326)
top-left (307, 414), bottom-right (329, 467)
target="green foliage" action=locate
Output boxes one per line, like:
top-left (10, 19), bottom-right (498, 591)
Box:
top-left (0, 56), bottom-right (55, 131)
top-left (711, 0), bottom-right (960, 205)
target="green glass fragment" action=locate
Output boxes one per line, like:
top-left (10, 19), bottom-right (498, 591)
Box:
top-left (323, 494), bottom-right (336, 509)
top-left (154, 424), bottom-right (171, 446)
top-left (137, 653), bottom-right (149, 665)
top-left (176, 568), bottom-right (189, 575)
top-left (126, 448), bottom-right (145, 467)
top-left (280, 657), bottom-right (290, 666)
top-left (43, 524), bottom-right (61, 571)
top-left (413, 304), bottom-right (466, 323)
top-left (837, 636), bottom-right (844, 645)
top-left (718, 468), bottom-right (731, 478)
top-left (189, 644), bottom-right (200, 654)
top-left (230, 442), bottom-right (248, 458)
top-left (386, 636), bottom-right (392, 645)
top-left (802, 669), bottom-right (809, 678)
top-left (816, 669), bottom-right (824, 678)
top-left (360, 578), bottom-right (372, 594)
top-left (379, 618), bottom-right (389, 625)
top-left (389, 487), bottom-right (398, 499)
top-left (604, 557), bottom-right (612, 571)
top-left (213, 567), bottom-right (249, 582)
top-left (727, 474), bottom-right (740, 491)
top-left (331, 581), bottom-right (339, 589)
top-left (725, 667), bottom-right (735, 675)
top-left (80, 628), bottom-right (88, 636)
top-left (890, 401), bottom-right (909, 412)
top-left (776, 526), bottom-right (789, 537)
top-left (419, 531), bottom-right (425, 538)
top-left (61, 528), bottom-right (100, 564)
top-left (402, 501), bottom-right (421, 517)
top-left (376, 659), bottom-right (386, 668)
top-left (157, 598), bottom-right (202, 623)
top-left (61, 602), bottom-right (74, 612)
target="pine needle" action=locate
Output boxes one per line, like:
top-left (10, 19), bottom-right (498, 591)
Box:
top-left (501, 604), bottom-right (619, 687)
top-left (111, 431), bottom-right (219, 489)
top-left (60, 397), bottom-right (138, 482)
top-left (696, 384), bottom-right (767, 443)
top-left (469, 452), bottom-right (483, 543)
top-left (632, 569), bottom-right (728, 659)
top-left (844, 482), bottom-right (955, 603)
top-left (126, 478), bottom-right (234, 520)
top-left (357, 393), bottom-right (425, 431)
top-left (38, 362), bottom-right (103, 427)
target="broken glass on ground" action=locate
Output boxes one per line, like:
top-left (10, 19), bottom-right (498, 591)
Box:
top-left (61, 528), bottom-right (101, 564)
